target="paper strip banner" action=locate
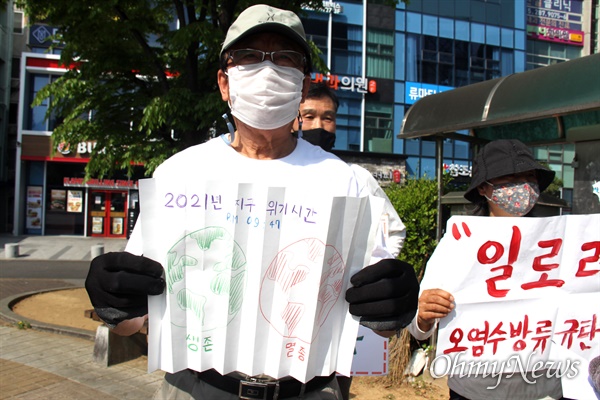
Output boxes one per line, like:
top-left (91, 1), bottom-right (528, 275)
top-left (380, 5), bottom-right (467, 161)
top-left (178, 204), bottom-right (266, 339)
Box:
top-left (140, 178), bottom-right (384, 382)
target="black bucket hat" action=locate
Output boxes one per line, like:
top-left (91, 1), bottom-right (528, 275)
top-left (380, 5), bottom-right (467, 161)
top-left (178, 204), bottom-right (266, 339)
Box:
top-left (464, 139), bottom-right (555, 203)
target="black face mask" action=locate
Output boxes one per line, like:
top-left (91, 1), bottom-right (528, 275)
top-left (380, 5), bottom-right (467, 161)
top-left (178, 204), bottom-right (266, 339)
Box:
top-left (297, 128), bottom-right (336, 152)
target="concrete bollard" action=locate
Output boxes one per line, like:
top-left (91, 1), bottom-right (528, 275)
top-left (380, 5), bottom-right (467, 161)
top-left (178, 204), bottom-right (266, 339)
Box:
top-left (4, 243), bottom-right (19, 259)
top-left (93, 325), bottom-right (147, 366)
top-left (91, 244), bottom-right (105, 260)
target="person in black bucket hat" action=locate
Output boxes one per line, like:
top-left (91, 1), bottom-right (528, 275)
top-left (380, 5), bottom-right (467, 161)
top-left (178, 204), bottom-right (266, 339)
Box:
top-left (407, 139), bottom-right (563, 400)
top-left (464, 139), bottom-right (555, 216)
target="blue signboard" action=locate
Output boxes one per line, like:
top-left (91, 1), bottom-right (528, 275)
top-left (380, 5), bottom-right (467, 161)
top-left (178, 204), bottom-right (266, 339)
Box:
top-left (405, 82), bottom-right (454, 105)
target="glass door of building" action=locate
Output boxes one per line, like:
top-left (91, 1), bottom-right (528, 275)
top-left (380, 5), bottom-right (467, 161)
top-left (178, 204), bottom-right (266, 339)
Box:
top-left (89, 190), bottom-right (128, 238)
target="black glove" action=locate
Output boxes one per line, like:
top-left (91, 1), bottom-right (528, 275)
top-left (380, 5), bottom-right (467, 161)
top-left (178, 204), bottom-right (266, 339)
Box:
top-left (345, 259), bottom-right (419, 332)
top-left (85, 252), bottom-right (165, 328)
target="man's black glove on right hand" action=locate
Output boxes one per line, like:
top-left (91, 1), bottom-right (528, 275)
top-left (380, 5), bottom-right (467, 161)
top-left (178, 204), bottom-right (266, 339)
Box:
top-left (345, 259), bottom-right (419, 332)
top-left (85, 252), bottom-right (165, 328)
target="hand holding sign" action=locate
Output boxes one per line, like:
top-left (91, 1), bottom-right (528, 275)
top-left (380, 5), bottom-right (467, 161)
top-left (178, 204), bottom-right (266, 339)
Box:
top-left (346, 259), bottom-right (419, 332)
top-left (416, 289), bottom-right (454, 332)
top-left (85, 252), bottom-right (165, 328)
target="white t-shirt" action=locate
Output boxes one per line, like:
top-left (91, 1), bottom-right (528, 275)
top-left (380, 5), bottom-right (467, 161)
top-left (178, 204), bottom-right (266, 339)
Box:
top-left (127, 136), bottom-right (391, 262)
top-left (350, 164), bottom-right (406, 258)
top-left (152, 136), bottom-right (360, 193)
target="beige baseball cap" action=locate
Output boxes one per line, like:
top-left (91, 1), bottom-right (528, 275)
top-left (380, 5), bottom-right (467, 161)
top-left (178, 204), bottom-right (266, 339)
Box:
top-left (220, 4), bottom-right (311, 65)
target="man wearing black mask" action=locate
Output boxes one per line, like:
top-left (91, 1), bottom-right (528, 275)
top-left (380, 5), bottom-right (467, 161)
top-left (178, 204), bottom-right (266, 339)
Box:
top-left (293, 82), bottom-right (338, 151)
top-left (292, 83), bottom-right (406, 259)
top-left (293, 83), bottom-right (408, 400)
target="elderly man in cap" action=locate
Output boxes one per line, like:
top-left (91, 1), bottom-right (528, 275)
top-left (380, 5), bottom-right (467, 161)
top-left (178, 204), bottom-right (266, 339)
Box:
top-left (85, 5), bottom-right (419, 399)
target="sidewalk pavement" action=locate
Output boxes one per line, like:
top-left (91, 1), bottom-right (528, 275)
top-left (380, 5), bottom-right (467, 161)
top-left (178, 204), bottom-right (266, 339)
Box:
top-left (0, 234), bottom-right (128, 261)
top-left (0, 235), bottom-right (165, 399)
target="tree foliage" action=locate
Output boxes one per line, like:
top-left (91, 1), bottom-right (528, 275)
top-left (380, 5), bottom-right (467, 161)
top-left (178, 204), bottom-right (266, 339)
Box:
top-left (384, 174), bottom-right (455, 278)
top-left (381, 175), bottom-right (456, 385)
top-left (17, 0), bottom-right (345, 178)
top-left (538, 161), bottom-right (564, 197)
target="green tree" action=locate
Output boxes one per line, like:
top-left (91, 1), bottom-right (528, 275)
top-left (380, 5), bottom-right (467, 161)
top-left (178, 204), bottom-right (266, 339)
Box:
top-left (382, 176), bottom-right (438, 384)
top-left (17, 0), bottom-right (335, 178)
top-left (19, 0), bottom-right (403, 178)
top-left (384, 174), bottom-right (455, 278)
top-left (538, 162), bottom-right (564, 197)
top-left (383, 174), bottom-right (456, 385)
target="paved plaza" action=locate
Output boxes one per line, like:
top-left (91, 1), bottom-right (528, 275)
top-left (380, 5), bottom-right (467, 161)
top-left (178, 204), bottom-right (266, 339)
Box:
top-left (0, 234), bottom-right (165, 399)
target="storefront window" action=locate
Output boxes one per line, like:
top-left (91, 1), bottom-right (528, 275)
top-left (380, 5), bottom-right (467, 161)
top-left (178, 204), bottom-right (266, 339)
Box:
top-left (89, 190), bottom-right (128, 237)
top-left (45, 163), bottom-right (86, 235)
top-left (408, 35), bottom-right (503, 87)
top-left (367, 29), bottom-right (394, 79)
top-left (26, 74), bottom-right (61, 131)
top-left (29, 74), bottom-right (49, 131)
top-left (365, 102), bottom-right (393, 153)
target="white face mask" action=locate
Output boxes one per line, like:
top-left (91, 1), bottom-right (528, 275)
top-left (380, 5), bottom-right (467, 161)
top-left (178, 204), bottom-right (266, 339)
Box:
top-left (227, 61), bottom-right (304, 130)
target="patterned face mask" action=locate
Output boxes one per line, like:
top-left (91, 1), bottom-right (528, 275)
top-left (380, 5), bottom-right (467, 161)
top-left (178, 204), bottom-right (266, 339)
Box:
top-left (484, 181), bottom-right (540, 216)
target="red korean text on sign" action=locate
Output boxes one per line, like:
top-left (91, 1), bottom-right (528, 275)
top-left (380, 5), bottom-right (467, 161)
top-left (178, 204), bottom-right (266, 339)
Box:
top-left (477, 226), bottom-right (521, 297)
top-left (531, 320), bottom-right (553, 354)
top-left (521, 238), bottom-right (565, 290)
top-left (467, 320), bottom-right (507, 356)
top-left (510, 315), bottom-right (532, 351)
top-left (576, 241), bottom-right (600, 277)
top-left (442, 316), bottom-right (556, 357)
top-left (555, 314), bottom-right (599, 351)
top-left (443, 327), bottom-right (469, 355)
top-left (477, 226), bottom-right (568, 297)
top-left (286, 342), bottom-right (295, 358)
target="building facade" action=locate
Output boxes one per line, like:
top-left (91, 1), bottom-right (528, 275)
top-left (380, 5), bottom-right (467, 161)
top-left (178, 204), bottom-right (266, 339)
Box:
top-left (525, 0), bottom-right (599, 212)
top-left (5, 1), bottom-right (598, 236)
top-left (13, 45), bottom-right (143, 237)
top-left (301, 0), bottom-right (598, 209)
top-left (302, 0), bottom-right (532, 179)
top-left (0, 1), bottom-right (17, 233)
top-left (14, 52), bottom-right (143, 237)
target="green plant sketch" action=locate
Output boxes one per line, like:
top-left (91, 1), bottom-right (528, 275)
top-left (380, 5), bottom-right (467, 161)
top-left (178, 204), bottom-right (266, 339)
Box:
top-left (166, 226), bottom-right (247, 330)
top-left (177, 288), bottom-right (207, 325)
top-left (167, 253), bottom-right (198, 293)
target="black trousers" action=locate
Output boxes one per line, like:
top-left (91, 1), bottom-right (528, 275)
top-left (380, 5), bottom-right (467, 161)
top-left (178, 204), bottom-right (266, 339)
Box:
top-left (449, 389), bottom-right (470, 400)
top-left (449, 389), bottom-right (574, 400)
top-left (336, 376), bottom-right (352, 400)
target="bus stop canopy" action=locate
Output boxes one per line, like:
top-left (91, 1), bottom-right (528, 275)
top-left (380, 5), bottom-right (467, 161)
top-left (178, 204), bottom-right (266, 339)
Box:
top-left (399, 53), bottom-right (600, 145)
top-left (398, 53), bottom-right (600, 239)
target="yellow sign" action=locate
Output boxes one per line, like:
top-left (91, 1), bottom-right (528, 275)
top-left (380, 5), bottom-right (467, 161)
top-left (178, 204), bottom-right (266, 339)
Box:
top-left (569, 33), bottom-right (583, 42)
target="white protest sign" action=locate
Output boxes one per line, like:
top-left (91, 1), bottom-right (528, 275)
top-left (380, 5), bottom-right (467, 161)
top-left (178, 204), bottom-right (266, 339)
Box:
top-left (422, 215), bottom-right (600, 399)
top-left (139, 178), bottom-right (384, 383)
top-left (350, 326), bottom-right (388, 376)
